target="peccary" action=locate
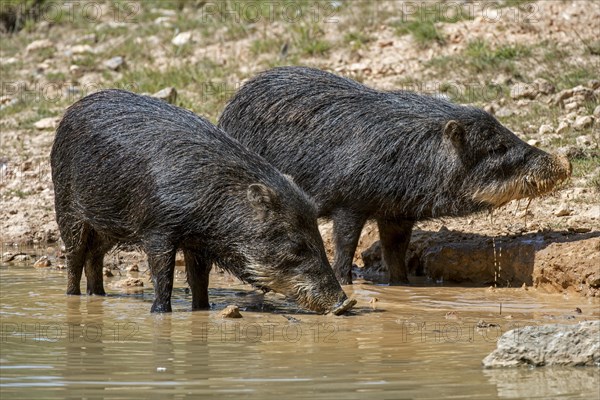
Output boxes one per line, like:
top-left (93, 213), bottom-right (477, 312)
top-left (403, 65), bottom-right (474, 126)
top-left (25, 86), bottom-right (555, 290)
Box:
top-left (51, 89), bottom-right (355, 314)
top-left (218, 66), bottom-right (572, 284)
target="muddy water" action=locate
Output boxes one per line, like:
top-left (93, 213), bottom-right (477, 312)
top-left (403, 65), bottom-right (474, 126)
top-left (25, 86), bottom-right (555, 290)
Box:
top-left (1, 254), bottom-right (599, 399)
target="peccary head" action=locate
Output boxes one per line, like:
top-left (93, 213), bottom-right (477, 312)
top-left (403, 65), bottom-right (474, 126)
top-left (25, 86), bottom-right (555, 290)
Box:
top-left (428, 107), bottom-right (571, 214)
top-left (236, 180), bottom-right (349, 314)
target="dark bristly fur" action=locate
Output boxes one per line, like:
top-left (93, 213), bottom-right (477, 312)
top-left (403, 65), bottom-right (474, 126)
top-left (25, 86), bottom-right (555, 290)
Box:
top-left (51, 89), bottom-right (350, 314)
top-left (218, 66), bottom-right (571, 284)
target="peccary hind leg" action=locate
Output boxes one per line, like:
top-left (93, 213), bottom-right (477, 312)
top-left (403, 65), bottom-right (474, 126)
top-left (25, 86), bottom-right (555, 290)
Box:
top-left (377, 219), bottom-right (414, 285)
top-left (85, 231), bottom-right (113, 295)
top-left (147, 242), bottom-right (176, 313)
top-left (184, 250), bottom-right (212, 310)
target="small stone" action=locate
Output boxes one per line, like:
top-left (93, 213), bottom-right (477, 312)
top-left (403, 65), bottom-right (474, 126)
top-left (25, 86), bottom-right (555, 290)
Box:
top-left (556, 121), bottom-right (570, 135)
top-left (568, 226), bottom-right (591, 233)
top-left (556, 145), bottom-right (584, 159)
top-left (69, 64), bottom-right (82, 77)
top-left (13, 254), bottom-right (30, 262)
top-left (594, 105), bottom-right (600, 119)
top-left (70, 44), bottom-right (94, 54)
top-left (369, 297), bottom-right (379, 303)
top-left (538, 124), bottom-right (553, 135)
top-left (552, 88), bottom-right (574, 105)
top-left (533, 78), bottom-right (555, 95)
top-left (103, 268), bottom-right (114, 277)
top-left (34, 117), bottom-right (59, 130)
top-left (220, 305), bottom-right (242, 318)
top-left (495, 107), bottom-right (514, 118)
top-left (521, 282), bottom-right (528, 291)
top-left (153, 87), bottom-right (177, 104)
top-left (564, 101), bottom-right (580, 112)
top-left (33, 256), bottom-right (51, 268)
top-left (587, 79), bottom-right (600, 90)
top-left (554, 205), bottom-right (572, 217)
top-left (115, 277), bottom-right (143, 287)
top-left (26, 39), bottom-right (54, 53)
top-left (527, 139), bottom-right (541, 147)
top-left (575, 135), bottom-right (593, 147)
top-left (103, 56), bottom-right (124, 71)
top-left (573, 116), bottom-right (593, 131)
top-left (128, 264), bottom-right (139, 272)
top-left (510, 82), bottom-right (537, 100)
top-left (477, 320), bottom-right (499, 328)
top-left (172, 31), bottom-right (192, 46)
top-left (445, 311), bottom-right (459, 319)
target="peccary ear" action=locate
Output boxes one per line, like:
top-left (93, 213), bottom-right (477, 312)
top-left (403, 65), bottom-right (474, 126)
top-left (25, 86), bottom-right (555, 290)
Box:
top-left (444, 120), bottom-right (465, 147)
top-left (247, 183), bottom-right (279, 216)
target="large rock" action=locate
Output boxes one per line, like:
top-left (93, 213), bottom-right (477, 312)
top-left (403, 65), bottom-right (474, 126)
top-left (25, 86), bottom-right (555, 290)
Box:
top-left (482, 321), bottom-right (600, 367)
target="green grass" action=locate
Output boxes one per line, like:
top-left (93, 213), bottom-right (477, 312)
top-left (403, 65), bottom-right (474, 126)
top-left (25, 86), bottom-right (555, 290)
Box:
top-left (571, 156), bottom-right (600, 179)
top-left (395, 20), bottom-right (445, 46)
top-left (343, 31), bottom-right (374, 50)
top-left (392, 6), bottom-right (473, 47)
top-left (250, 37), bottom-right (284, 56)
top-left (427, 39), bottom-right (532, 79)
top-left (293, 24), bottom-right (331, 56)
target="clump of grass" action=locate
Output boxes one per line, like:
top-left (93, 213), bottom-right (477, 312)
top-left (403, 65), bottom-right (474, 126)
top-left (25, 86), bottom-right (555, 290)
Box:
top-left (428, 39), bottom-right (531, 77)
top-left (463, 39), bottom-right (531, 72)
top-left (343, 31), bottom-right (374, 50)
top-left (294, 24), bottom-right (331, 56)
top-left (395, 20), bottom-right (445, 46)
top-left (250, 37), bottom-right (283, 55)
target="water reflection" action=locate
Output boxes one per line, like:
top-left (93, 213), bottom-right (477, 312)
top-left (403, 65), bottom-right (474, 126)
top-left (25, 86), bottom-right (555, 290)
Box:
top-left (0, 258), bottom-right (598, 399)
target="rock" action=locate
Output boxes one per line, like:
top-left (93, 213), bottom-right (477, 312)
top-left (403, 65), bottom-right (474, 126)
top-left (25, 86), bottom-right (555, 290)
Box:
top-left (510, 82), bottom-right (537, 100)
top-left (594, 105), bottom-right (600, 119)
top-left (103, 56), bottom-right (124, 71)
top-left (554, 204), bottom-right (572, 217)
top-left (538, 124), bottom-right (553, 135)
top-left (34, 117), bottom-right (59, 130)
top-left (128, 264), bottom-right (139, 272)
top-left (153, 87), bottom-right (177, 104)
top-left (26, 39), bottom-right (54, 53)
top-left (556, 121), bottom-right (570, 135)
top-left (527, 139), bottom-right (540, 147)
top-left (568, 226), bottom-right (591, 233)
top-left (172, 31), bottom-right (193, 46)
top-left (556, 145), bottom-right (584, 159)
top-left (575, 135), bottom-right (593, 147)
top-left (533, 78), bottom-right (555, 95)
top-left (482, 321), bottom-right (600, 367)
top-left (103, 268), bottom-right (114, 277)
top-left (495, 108), bottom-right (514, 118)
top-left (587, 79), bottom-right (600, 90)
top-left (573, 116), bottom-right (593, 131)
top-left (33, 256), bottom-right (51, 268)
top-left (552, 88), bottom-right (574, 105)
top-left (115, 277), bottom-right (143, 287)
top-left (220, 305), bottom-right (242, 318)
top-left (70, 44), bottom-right (94, 54)
top-left (12, 254), bottom-right (31, 262)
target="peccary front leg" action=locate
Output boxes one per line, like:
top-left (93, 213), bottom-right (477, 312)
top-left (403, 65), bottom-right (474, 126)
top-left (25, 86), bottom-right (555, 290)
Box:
top-left (332, 209), bottom-right (367, 285)
top-left (377, 219), bottom-right (414, 285)
top-left (183, 250), bottom-right (212, 310)
top-left (146, 242), bottom-right (176, 313)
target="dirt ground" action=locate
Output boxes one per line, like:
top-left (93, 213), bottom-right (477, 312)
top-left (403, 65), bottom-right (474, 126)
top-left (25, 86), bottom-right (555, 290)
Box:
top-left (1, 1), bottom-right (598, 295)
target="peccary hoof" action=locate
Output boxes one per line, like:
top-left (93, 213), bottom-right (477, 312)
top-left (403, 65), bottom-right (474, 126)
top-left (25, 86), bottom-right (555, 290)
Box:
top-left (331, 298), bottom-right (357, 315)
top-left (151, 302), bottom-right (172, 313)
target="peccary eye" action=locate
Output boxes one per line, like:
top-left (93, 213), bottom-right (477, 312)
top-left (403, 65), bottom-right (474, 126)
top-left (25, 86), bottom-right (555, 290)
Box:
top-left (489, 144), bottom-right (508, 156)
